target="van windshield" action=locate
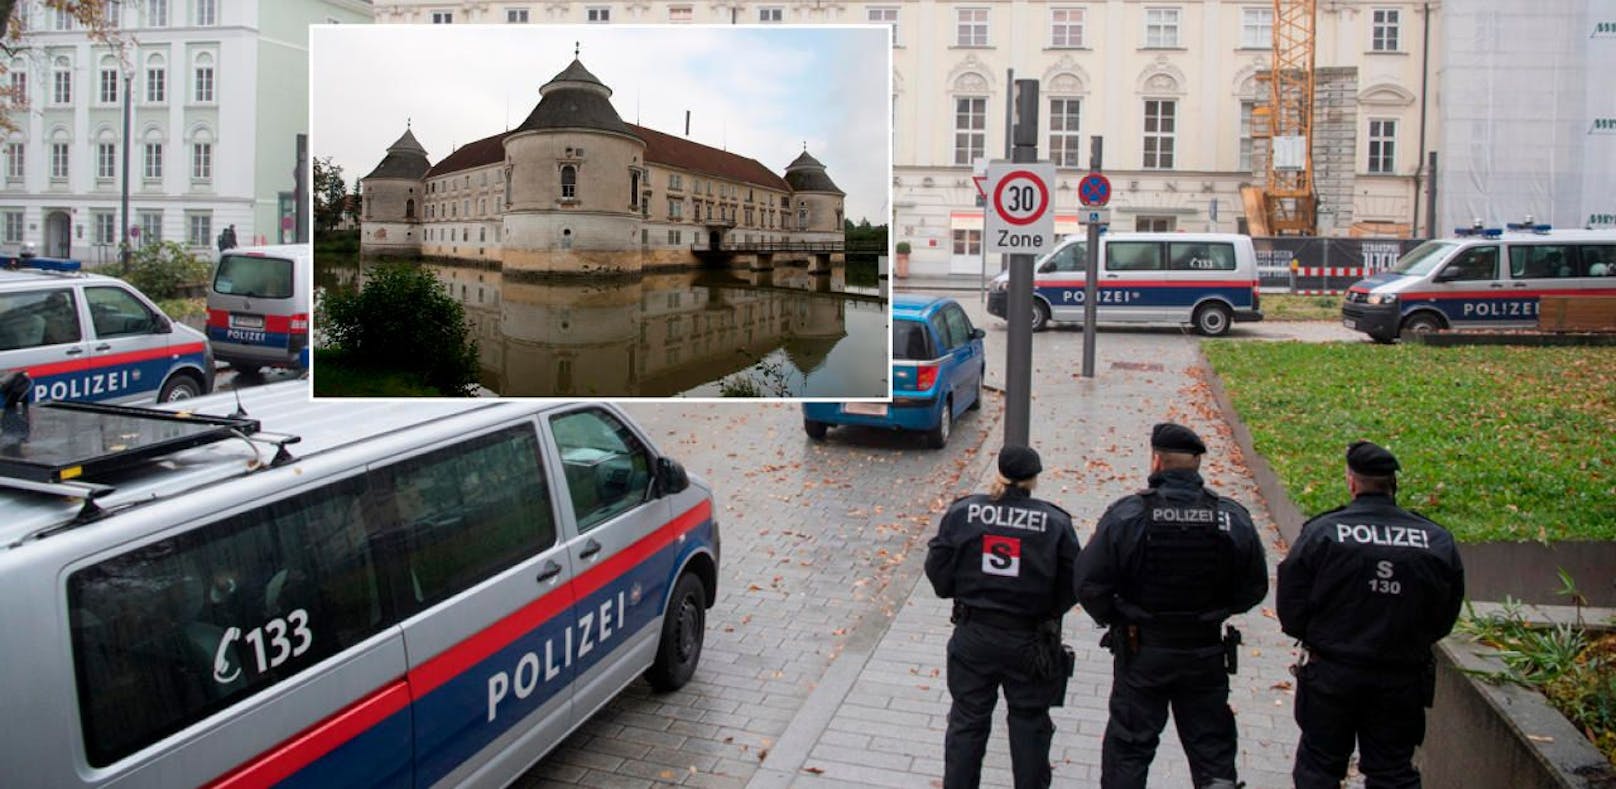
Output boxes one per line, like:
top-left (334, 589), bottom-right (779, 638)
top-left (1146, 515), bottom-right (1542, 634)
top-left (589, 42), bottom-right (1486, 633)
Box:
top-left (1037, 241), bottom-right (1087, 273)
top-left (894, 319), bottom-right (934, 360)
top-left (1390, 241), bottom-right (1456, 276)
top-left (214, 255), bottom-right (294, 299)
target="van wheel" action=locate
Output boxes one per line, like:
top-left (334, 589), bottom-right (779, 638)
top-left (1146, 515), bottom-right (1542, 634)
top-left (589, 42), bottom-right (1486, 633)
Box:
top-left (1031, 301), bottom-right (1051, 333)
top-left (159, 373), bottom-right (203, 402)
top-left (925, 397), bottom-right (953, 449)
top-left (1193, 303), bottom-right (1233, 337)
top-left (804, 419), bottom-right (829, 440)
top-left (1400, 313), bottom-right (1442, 340)
top-left (648, 573), bottom-right (706, 692)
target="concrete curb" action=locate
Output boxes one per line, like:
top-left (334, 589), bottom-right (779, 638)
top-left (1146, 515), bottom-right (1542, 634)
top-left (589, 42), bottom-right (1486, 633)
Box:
top-left (1195, 344), bottom-right (1307, 546)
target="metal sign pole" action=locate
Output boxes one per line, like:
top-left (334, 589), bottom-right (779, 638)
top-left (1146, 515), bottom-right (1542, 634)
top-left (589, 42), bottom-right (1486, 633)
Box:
top-left (1004, 80), bottom-right (1039, 447)
top-left (1081, 137), bottom-right (1103, 379)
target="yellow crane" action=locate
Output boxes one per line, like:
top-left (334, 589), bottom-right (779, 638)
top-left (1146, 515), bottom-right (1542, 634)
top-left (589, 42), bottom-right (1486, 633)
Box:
top-left (1242, 0), bottom-right (1318, 236)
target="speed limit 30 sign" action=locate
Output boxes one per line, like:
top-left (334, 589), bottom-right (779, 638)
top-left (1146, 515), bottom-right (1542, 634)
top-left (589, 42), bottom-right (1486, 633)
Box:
top-left (985, 162), bottom-right (1056, 254)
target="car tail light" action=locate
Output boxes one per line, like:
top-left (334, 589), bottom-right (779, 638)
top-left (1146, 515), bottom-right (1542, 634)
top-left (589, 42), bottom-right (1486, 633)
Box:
top-left (915, 364), bottom-right (939, 390)
top-left (289, 313), bottom-right (309, 332)
top-left (1252, 286), bottom-right (1260, 311)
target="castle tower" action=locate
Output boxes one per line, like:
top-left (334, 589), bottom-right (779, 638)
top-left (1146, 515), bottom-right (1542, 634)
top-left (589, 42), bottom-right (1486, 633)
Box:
top-left (359, 127), bottom-right (432, 257)
top-left (783, 150), bottom-right (846, 244)
top-left (501, 57), bottom-right (649, 275)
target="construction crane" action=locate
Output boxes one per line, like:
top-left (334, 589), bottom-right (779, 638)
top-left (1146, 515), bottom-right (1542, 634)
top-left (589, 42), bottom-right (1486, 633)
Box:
top-left (1242, 0), bottom-right (1318, 236)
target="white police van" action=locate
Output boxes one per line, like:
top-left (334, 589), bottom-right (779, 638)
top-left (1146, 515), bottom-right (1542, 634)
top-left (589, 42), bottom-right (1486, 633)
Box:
top-left (0, 256), bottom-right (213, 403)
top-left (207, 244), bottom-right (312, 372)
top-left (1342, 224), bottom-right (1616, 342)
top-left (986, 232), bottom-right (1263, 336)
top-left (0, 381), bottom-right (719, 788)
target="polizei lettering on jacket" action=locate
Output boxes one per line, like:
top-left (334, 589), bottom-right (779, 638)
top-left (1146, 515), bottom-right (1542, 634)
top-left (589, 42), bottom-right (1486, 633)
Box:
top-left (966, 503), bottom-right (1048, 532)
top-left (1335, 523), bottom-right (1430, 549)
top-left (34, 370), bottom-right (133, 402)
top-left (487, 591), bottom-right (626, 722)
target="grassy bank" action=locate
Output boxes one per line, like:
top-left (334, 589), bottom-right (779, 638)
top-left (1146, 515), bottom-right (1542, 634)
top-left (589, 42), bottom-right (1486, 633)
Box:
top-left (1204, 342), bottom-right (1616, 541)
top-left (311, 349), bottom-right (444, 397)
top-left (1261, 293), bottom-right (1343, 321)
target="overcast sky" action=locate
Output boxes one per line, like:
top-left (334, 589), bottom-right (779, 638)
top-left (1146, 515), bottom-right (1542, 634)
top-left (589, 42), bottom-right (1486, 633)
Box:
top-left (311, 25), bottom-right (889, 223)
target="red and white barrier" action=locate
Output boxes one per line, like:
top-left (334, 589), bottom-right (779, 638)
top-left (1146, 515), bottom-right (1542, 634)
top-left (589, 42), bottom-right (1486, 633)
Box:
top-left (1293, 267), bottom-right (1371, 277)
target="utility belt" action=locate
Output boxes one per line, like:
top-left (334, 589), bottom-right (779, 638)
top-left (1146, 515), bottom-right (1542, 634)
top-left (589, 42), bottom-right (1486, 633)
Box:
top-left (1104, 623), bottom-right (1243, 674)
top-left (951, 603), bottom-right (1075, 705)
top-left (953, 603), bottom-right (1042, 632)
top-left (1136, 623), bottom-right (1223, 649)
top-left (1294, 645), bottom-right (1438, 708)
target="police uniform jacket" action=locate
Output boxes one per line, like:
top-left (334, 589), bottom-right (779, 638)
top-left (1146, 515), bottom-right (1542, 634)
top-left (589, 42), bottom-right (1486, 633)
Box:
top-left (1075, 469), bottom-right (1268, 632)
top-left (925, 488), bottom-right (1080, 622)
top-left (1277, 493), bottom-right (1464, 668)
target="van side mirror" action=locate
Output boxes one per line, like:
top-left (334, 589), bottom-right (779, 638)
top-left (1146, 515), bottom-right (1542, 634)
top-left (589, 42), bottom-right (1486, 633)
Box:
top-left (656, 456), bottom-right (689, 496)
top-left (1433, 267), bottom-right (1460, 283)
top-left (154, 314), bottom-right (173, 334)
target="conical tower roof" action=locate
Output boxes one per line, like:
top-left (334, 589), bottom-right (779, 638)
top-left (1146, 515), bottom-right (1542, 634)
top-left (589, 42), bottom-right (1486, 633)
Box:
top-left (784, 148), bottom-right (843, 195)
top-left (515, 58), bottom-right (636, 137)
top-left (363, 127), bottom-right (432, 180)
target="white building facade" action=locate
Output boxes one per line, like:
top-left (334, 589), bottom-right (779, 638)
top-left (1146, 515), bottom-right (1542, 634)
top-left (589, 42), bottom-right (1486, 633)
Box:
top-left (0, 0), bottom-right (372, 264)
top-left (371, 0), bottom-right (1438, 277)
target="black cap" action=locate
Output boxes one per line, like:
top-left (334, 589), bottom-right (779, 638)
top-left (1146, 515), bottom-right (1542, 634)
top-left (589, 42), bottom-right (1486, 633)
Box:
top-left (1151, 422), bottom-right (1206, 455)
top-left (998, 445), bottom-right (1042, 481)
top-left (1347, 440), bottom-right (1400, 476)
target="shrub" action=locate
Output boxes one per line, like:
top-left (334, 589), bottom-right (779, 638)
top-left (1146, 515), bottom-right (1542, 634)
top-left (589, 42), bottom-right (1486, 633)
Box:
top-left (319, 263), bottom-right (481, 396)
top-left (896, 241), bottom-right (912, 254)
top-left (121, 241), bottom-right (212, 299)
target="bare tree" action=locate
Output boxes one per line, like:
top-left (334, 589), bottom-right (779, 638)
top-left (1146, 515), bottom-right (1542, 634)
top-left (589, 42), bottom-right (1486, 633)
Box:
top-left (2, 1), bottom-right (125, 133)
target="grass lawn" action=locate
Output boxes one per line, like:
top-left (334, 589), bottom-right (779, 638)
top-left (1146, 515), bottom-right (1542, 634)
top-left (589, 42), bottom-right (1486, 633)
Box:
top-left (1204, 342), bottom-right (1616, 542)
top-left (312, 350), bottom-right (444, 397)
top-left (1261, 293), bottom-right (1343, 321)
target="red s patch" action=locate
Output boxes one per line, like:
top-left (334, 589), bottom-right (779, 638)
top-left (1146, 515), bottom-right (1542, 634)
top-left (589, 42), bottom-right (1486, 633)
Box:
top-left (982, 535), bottom-right (1021, 577)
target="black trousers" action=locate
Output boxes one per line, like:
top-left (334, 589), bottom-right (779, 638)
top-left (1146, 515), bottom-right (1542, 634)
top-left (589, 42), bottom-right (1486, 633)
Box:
top-left (1293, 658), bottom-right (1426, 789)
top-left (943, 621), bottom-right (1060, 789)
top-left (1099, 644), bottom-right (1237, 789)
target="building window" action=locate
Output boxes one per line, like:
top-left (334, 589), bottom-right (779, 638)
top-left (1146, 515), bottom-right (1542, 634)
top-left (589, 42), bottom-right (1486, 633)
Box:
top-left (193, 58), bottom-right (214, 103)
top-left (187, 213), bottom-right (211, 247)
top-left (192, 142), bottom-right (211, 179)
top-left (138, 210), bottom-right (162, 246)
top-left (50, 142), bottom-right (68, 180)
top-left (507, 8), bottom-right (529, 23)
top-left (99, 68), bottom-right (119, 104)
top-left (668, 172), bottom-right (682, 191)
top-left (1239, 100), bottom-right (1255, 172)
top-left (143, 143), bottom-right (162, 179)
top-left (668, 230), bottom-right (681, 244)
top-left (668, 197), bottom-right (683, 219)
top-left (1368, 119), bottom-right (1396, 173)
top-left (94, 212), bottom-right (116, 245)
top-left (1049, 98), bottom-right (1081, 167)
top-left (759, 7), bottom-right (782, 22)
top-left (195, 0), bottom-right (217, 26)
top-left (4, 143), bottom-right (23, 180)
top-left (1136, 216), bottom-right (1175, 232)
top-left (1242, 7), bottom-right (1273, 48)
top-left (954, 97), bottom-right (986, 165)
top-left (4, 211), bottom-right (23, 242)
top-left (9, 72), bottom-right (25, 105)
top-left (669, 5), bottom-right (692, 22)
top-left (53, 6), bottom-right (73, 30)
top-left (1143, 100), bottom-right (1176, 169)
top-left (586, 7), bottom-right (609, 22)
top-left (52, 63), bottom-right (71, 105)
top-left (146, 0), bottom-right (168, 26)
top-left (868, 7), bottom-right (899, 45)
top-left (145, 64), bottom-right (166, 103)
top-left (431, 11), bottom-right (453, 24)
top-left (1145, 7), bottom-right (1180, 48)
top-left (1050, 8), bottom-right (1084, 48)
top-left (1372, 8), bottom-right (1400, 51)
top-left (956, 8), bottom-right (989, 46)
top-left (97, 142), bottom-right (116, 179)
top-left (952, 229), bottom-right (981, 255)
top-left (560, 165), bottom-right (576, 199)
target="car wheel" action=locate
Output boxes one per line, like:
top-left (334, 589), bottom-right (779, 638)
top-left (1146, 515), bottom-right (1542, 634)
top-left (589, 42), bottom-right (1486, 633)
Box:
top-left (804, 419), bottom-right (829, 440)
top-left (1031, 300), bottom-right (1051, 333)
top-left (1400, 313), bottom-right (1442, 340)
top-left (1193, 302), bottom-right (1233, 337)
top-left (647, 573), bottom-right (706, 692)
top-left (1369, 332), bottom-right (1397, 345)
top-left (925, 397), bottom-right (953, 449)
top-left (967, 366), bottom-right (983, 411)
top-left (158, 373), bottom-right (203, 402)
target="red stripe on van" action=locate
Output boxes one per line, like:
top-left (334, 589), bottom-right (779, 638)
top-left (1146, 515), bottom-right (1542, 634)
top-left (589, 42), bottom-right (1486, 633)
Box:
top-left (24, 342), bottom-right (208, 378)
top-left (204, 681), bottom-right (412, 789)
top-left (1417, 287), bottom-right (1616, 300)
top-left (573, 498), bottom-right (713, 601)
top-left (1038, 279), bottom-right (1255, 289)
top-left (208, 312), bottom-right (308, 334)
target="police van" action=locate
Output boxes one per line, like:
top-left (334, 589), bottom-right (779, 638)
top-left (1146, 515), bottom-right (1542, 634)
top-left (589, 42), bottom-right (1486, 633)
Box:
top-left (1342, 225), bottom-right (1616, 343)
top-left (986, 232), bottom-right (1263, 336)
top-left (0, 382), bottom-right (719, 788)
top-left (0, 256), bottom-right (213, 403)
top-left (207, 244), bottom-right (312, 372)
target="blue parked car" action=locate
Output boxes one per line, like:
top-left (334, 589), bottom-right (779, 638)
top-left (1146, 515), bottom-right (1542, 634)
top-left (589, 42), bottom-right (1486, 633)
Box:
top-left (803, 293), bottom-right (986, 449)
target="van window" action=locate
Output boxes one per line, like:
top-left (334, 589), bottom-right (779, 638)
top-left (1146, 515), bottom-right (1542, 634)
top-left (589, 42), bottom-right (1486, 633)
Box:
top-left (1168, 242), bottom-right (1237, 271)
top-left (1583, 245), bottom-right (1616, 276)
top-left (1442, 246), bottom-right (1499, 281)
top-left (550, 409), bottom-right (653, 533)
top-left (1038, 242), bottom-right (1085, 273)
top-left (378, 425), bottom-right (556, 611)
top-left (1510, 245), bottom-right (1576, 279)
top-left (894, 319), bottom-right (934, 361)
top-left (1390, 240), bottom-right (1455, 276)
top-left (68, 474), bottom-right (384, 767)
top-left (214, 254), bottom-right (294, 299)
top-left (85, 286), bottom-right (160, 338)
top-left (0, 288), bottom-right (80, 350)
top-left (1106, 241), bottom-right (1164, 272)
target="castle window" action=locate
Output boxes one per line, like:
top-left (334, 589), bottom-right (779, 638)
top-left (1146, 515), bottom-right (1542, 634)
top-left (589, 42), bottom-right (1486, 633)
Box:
top-left (405, 199), bottom-right (415, 219)
top-left (561, 165), bottom-right (576, 199)
top-left (630, 171), bottom-right (640, 209)
top-left (561, 228), bottom-right (573, 249)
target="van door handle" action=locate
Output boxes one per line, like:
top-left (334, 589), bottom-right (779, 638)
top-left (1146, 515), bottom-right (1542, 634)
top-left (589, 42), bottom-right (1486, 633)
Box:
top-left (93, 344), bottom-right (111, 351)
top-left (1489, 283), bottom-right (1504, 288)
top-left (1104, 274), bottom-right (1120, 279)
top-left (64, 347), bottom-right (84, 356)
top-left (579, 539), bottom-right (602, 560)
top-left (1513, 282), bottom-right (1528, 288)
top-left (535, 560), bottom-right (562, 584)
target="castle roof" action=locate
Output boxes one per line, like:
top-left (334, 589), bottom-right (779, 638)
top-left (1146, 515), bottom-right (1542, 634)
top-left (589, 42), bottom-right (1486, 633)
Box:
top-left (514, 58), bottom-right (636, 136)
top-left (363, 128), bottom-right (432, 180)
top-left (783, 149), bottom-right (843, 195)
top-left (425, 131), bottom-right (512, 178)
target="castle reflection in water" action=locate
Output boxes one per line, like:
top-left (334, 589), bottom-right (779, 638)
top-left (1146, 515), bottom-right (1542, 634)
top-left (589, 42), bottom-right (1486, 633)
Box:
top-left (315, 257), bottom-right (889, 397)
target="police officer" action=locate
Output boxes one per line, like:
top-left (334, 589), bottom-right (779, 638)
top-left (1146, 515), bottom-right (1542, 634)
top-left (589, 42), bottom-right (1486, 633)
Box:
top-left (1075, 422), bottom-right (1268, 789)
top-left (1277, 441), bottom-right (1465, 789)
top-left (925, 445), bottom-right (1080, 789)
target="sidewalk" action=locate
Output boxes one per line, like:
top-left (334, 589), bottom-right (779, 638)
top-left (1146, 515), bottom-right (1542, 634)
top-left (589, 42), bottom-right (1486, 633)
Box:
top-left (749, 310), bottom-right (1305, 787)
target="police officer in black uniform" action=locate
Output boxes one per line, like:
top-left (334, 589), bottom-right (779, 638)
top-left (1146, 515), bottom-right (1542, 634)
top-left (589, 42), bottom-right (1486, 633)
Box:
top-left (1278, 441), bottom-right (1465, 789)
top-left (1075, 422), bottom-right (1268, 789)
top-left (925, 445), bottom-right (1080, 789)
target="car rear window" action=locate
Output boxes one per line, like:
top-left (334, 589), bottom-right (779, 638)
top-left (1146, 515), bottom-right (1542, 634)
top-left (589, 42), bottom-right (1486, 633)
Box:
top-left (1168, 242), bottom-right (1237, 271)
top-left (894, 319), bottom-right (935, 360)
top-left (214, 255), bottom-right (294, 299)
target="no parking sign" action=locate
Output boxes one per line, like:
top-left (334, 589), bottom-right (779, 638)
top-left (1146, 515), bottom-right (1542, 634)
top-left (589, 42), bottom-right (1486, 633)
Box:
top-left (985, 162), bottom-right (1056, 255)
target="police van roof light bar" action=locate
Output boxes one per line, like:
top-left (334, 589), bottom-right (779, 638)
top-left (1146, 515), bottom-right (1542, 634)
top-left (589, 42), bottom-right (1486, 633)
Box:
top-left (4, 256), bottom-right (82, 272)
top-left (1505, 222), bottom-right (1553, 234)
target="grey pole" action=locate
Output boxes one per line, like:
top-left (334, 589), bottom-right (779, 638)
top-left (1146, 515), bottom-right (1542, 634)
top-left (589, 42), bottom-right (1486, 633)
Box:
top-left (295, 134), bottom-right (310, 244)
top-left (1081, 137), bottom-right (1102, 378)
top-left (119, 71), bottom-right (132, 271)
top-left (1425, 151), bottom-right (1438, 238)
top-left (1004, 79), bottom-right (1039, 446)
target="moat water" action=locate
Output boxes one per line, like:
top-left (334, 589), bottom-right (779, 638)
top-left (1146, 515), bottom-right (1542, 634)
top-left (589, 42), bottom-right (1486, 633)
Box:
top-left (315, 255), bottom-right (889, 398)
